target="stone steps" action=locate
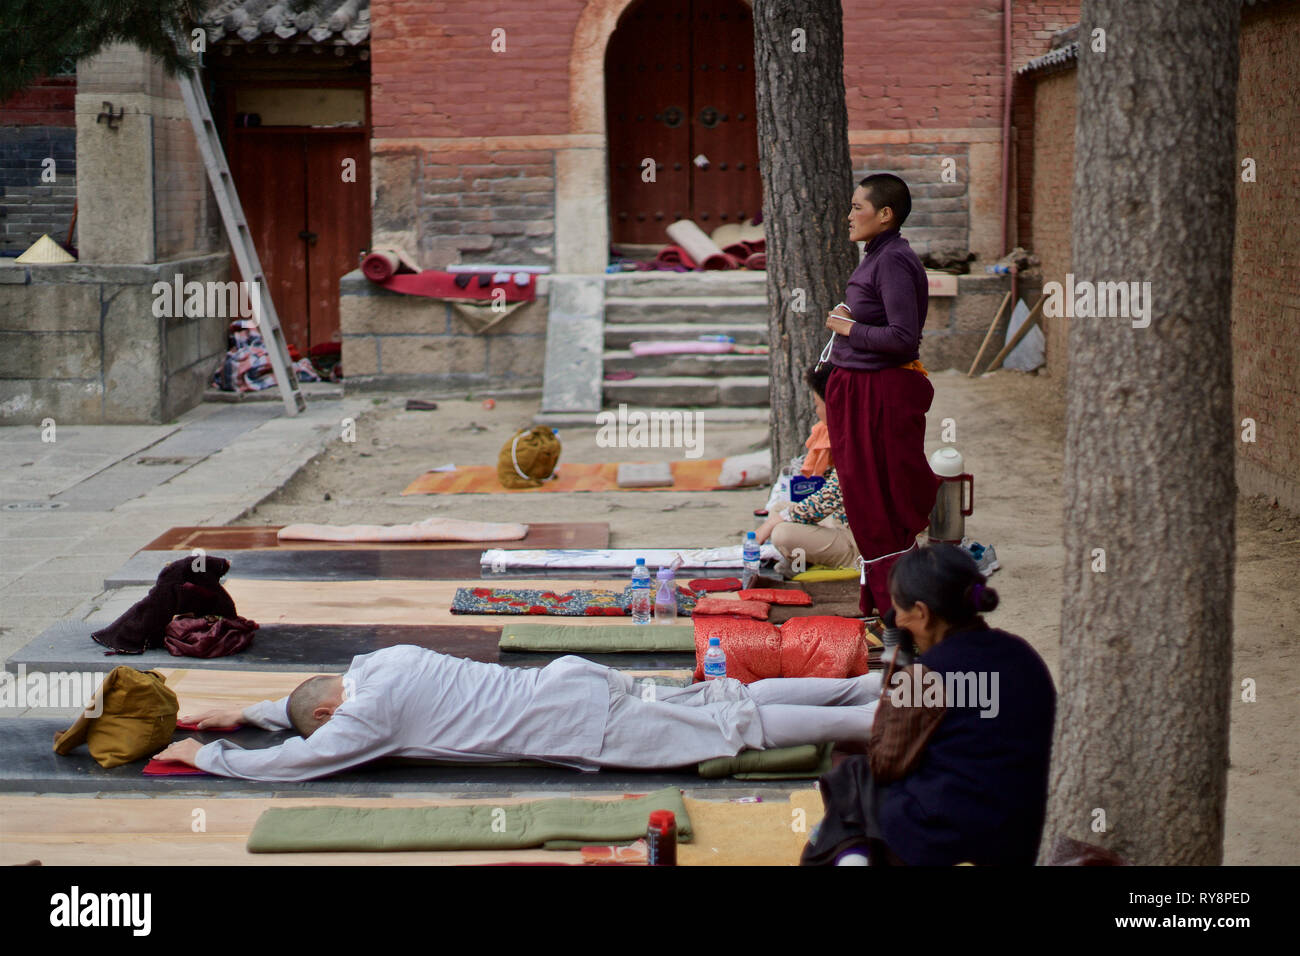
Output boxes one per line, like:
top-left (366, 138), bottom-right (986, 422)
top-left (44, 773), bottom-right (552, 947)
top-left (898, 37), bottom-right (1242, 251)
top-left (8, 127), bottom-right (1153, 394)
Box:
top-left (603, 375), bottom-right (771, 408)
top-left (603, 349), bottom-right (769, 377)
top-left (604, 321), bottom-right (769, 348)
top-left (604, 294), bottom-right (768, 324)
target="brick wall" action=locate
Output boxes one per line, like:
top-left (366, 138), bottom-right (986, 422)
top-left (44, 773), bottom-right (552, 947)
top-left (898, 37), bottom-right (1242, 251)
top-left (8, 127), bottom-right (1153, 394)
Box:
top-left (1012, 1), bottom-right (1082, 69)
top-left (0, 76), bottom-right (77, 256)
top-left (851, 142), bottom-right (969, 257)
top-left (1232, 0), bottom-right (1300, 511)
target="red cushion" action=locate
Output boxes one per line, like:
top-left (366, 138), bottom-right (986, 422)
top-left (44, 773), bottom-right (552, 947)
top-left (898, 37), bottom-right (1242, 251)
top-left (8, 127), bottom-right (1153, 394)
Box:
top-left (779, 616), bottom-right (871, 679)
top-left (737, 588), bottom-right (813, 606)
top-left (692, 618), bottom-right (782, 683)
top-left (692, 597), bottom-right (770, 620)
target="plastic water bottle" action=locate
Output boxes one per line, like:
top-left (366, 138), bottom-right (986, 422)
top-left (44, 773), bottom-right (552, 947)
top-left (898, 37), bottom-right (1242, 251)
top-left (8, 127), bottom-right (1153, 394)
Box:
top-left (630, 558), bottom-right (652, 624)
top-left (654, 567), bottom-right (677, 624)
top-left (742, 530), bottom-right (760, 588)
top-left (703, 637), bottom-right (727, 680)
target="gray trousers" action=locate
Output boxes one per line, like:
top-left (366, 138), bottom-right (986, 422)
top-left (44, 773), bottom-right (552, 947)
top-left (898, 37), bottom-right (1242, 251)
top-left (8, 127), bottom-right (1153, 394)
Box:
top-left (594, 671), bottom-right (882, 769)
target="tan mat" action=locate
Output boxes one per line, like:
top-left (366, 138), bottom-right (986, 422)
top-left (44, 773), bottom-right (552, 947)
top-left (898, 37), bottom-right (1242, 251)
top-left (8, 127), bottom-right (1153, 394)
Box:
top-left (226, 577), bottom-right (663, 627)
top-left (0, 791), bottom-right (822, 867)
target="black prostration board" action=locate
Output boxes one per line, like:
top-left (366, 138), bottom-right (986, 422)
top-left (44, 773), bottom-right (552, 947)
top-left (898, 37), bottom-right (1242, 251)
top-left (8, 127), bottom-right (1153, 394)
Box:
top-left (7, 620), bottom-right (697, 674)
top-left (0, 720), bottom-right (788, 794)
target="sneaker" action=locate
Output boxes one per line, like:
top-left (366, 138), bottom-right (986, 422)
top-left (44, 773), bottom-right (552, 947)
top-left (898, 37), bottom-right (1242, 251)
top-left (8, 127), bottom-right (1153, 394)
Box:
top-left (974, 544), bottom-right (999, 575)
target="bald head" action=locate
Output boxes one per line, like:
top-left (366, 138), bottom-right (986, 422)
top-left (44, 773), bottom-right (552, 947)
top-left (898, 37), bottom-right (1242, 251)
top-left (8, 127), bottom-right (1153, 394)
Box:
top-left (288, 675), bottom-right (344, 737)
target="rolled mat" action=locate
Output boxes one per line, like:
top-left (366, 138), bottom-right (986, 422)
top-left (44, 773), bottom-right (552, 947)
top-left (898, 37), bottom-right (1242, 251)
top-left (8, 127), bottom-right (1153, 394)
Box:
top-left (278, 516), bottom-right (528, 543)
top-left (499, 621), bottom-right (695, 653)
top-left (361, 251), bottom-right (400, 281)
top-left (697, 742), bottom-right (833, 780)
top-left (247, 786), bottom-right (692, 852)
top-left (665, 220), bottom-right (737, 270)
top-left (744, 252), bottom-right (766, 270)
top-left (654, 244), bottom-right (698, 269)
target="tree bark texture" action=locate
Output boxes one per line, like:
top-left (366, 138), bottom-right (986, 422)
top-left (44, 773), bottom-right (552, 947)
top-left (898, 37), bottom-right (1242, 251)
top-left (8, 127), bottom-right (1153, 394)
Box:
top-left (753, 0), bottom-right (858, 469)
top-left (1045, 0), bottom-right (1240, 865)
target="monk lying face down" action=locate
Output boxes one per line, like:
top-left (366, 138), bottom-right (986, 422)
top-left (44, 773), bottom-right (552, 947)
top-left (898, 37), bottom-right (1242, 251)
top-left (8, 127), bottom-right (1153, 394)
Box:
top-left (154, 646), bottom-right (884, 782)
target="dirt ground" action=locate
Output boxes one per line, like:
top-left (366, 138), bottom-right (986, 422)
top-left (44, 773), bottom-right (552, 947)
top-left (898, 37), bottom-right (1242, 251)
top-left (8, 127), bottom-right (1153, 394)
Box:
top-left (240, 369), bottom-right (1299, 865)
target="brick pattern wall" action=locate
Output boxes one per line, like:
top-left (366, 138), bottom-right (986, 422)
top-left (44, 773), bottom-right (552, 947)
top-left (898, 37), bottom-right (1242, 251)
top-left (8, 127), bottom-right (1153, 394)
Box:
top-left (1, 76), bottom-right (77, 256)
top-left (1232, 1), bottom-right (1300, 510)
top-left (1026, 69), bottom-right (1075, 389)
top-left (417, 147), bottom-right (555, 265)
top-left (852, 143), bottom-right (968, 258)
top-left (1013, 1), bottom-right (1081, 69)
top-left (153, 112), bottom-right (222, 261)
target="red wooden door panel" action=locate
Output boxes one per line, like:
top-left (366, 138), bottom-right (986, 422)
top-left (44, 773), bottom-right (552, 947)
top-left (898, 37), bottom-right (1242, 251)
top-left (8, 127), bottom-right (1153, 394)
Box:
top-left (606, 0), bottom-right (761, 245)
top-left (606, 0), bottom-right (692, 244)
top-left (304, 132), bottom-right (370, 345)
top-left (690, 0), bottom-right (761, 229)
top-left (230, 131), bottom-right (309, 350)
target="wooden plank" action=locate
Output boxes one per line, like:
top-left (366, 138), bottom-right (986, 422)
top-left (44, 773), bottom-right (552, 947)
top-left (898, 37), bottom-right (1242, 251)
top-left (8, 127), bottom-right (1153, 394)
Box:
top-left (967, 290), bottom-right (1013, 377)
top-left (140, 522), bottom-right (611, 552)
top-left (226, 577), bottom-right (648, 627)
top-left (984, 293), bottom-right (1047, 373)
top-left (0, 790), bottom-right (823, 866)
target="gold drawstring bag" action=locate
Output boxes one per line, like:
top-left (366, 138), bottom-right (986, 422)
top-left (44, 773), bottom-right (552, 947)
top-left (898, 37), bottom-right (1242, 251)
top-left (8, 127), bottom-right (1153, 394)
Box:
top-left (497, 426), bottom-right (561, 489)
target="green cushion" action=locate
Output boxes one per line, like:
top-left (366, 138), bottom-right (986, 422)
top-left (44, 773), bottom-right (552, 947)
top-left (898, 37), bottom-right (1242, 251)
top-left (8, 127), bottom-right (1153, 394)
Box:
top-left (697, 742), bottom-right (833, 779)
top-left (499, 621), bottom-right (696, 653)
top-left (247, 786), bottom-right (692, 852)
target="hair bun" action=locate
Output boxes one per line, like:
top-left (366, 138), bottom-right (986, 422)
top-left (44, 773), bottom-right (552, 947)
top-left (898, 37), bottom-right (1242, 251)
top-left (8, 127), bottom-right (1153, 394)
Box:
top-left (968, 581), bottom-right (999, 613)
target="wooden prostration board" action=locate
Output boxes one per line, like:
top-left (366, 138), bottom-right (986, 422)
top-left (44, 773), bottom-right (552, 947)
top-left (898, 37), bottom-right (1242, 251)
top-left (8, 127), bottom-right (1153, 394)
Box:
top-left (141, 522), bottom-right (610, 552)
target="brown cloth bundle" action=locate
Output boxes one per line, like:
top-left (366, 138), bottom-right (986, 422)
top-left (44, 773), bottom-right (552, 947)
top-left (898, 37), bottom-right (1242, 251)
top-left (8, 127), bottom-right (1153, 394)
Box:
top-left (52, 667), bottom-right (178, 768)
top-left (497, 426), bottom-right (561, 489)
top-left (163, 613), bottom-right (259, 658)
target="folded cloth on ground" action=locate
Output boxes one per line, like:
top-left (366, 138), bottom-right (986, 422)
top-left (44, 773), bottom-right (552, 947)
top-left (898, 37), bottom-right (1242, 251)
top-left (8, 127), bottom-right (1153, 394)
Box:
top-left (691, 597), bottom-right (771, 620)
top-left (688, 577), bottom-right (742, 593)
top-left (792, 566), bottom-right (861, 582)
top-left (163, 613), bottom-right (258, 658)
top-left (246, 787), bottom-right (692, 852)
top-left (738, 588), bottom-right (813, 606)
top-left (92, 556), bottom-right (237, 654)
top-left (691, 616), bottom-right (871, 683)
top-left (479, 545), bottom-right (780, 571)
top-left (453, 585), bottom-right (697, 617)
top-left (697, 742), bottom-right (833, 779)
top-left (629, 340), bottom-right (733, 356)
top-left (716, 450), bottom-right (773, 488)
top-left (278, 516), bottom-right (528, 543)
top-left (499, 621), bottom-right (695, 653)
top-left (143, 758), bottom-right (209, 776)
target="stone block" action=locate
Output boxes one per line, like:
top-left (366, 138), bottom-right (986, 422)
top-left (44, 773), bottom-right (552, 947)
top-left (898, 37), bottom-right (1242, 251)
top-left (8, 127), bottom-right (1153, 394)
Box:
top-left (486, 335), bottom-right (549, 383)
top-left (379, 335), bottom-right (487, 376)
top-left (0, 331), bottom-right (100, 379)
top-left (341, 335), bottom-right (379, 376)
top-left (101, 283), bottom-right (163, 422)
top-left (342, 290), bottom-right (448, 335)
top-left (540, 276), bottom-right (603, 413)
top-left (0, 282), bottom-right (101, 331)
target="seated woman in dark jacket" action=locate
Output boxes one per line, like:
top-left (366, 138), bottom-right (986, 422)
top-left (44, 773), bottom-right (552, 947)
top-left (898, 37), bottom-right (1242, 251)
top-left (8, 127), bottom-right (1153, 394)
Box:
top-left (801, 543), bottom-right (1056, 866)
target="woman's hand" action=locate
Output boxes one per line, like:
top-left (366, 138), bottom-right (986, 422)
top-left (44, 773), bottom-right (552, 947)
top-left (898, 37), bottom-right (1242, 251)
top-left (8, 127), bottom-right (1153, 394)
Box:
top-left (826, 304), bottom-right (853, 337)
top-left (754, 513), bottom-right (784, 545)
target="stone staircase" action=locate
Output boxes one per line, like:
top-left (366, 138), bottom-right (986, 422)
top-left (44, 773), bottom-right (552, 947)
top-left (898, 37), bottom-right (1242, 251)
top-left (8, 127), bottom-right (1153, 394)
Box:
top-left (600, 271), bottom-right (771, 418)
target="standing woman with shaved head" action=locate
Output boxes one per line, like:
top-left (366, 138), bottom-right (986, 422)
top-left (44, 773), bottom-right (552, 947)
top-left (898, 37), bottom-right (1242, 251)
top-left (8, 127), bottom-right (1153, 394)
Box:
top-left (822, 174), bottom-right (940, 617)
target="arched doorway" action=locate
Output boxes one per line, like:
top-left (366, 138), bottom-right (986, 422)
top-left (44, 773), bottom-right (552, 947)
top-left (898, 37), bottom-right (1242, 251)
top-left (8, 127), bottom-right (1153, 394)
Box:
top-left (604, 0), bottom-right (761, 246)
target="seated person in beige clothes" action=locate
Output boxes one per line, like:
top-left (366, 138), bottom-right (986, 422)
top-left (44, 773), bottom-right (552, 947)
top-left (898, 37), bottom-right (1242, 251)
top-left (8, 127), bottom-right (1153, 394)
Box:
top-left (755, 363), bottom-right (860, 574)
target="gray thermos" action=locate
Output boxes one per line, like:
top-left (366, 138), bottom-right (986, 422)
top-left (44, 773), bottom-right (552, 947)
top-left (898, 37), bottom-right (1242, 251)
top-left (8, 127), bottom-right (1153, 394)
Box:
top-left (928, 447), bottom-right (974, 544)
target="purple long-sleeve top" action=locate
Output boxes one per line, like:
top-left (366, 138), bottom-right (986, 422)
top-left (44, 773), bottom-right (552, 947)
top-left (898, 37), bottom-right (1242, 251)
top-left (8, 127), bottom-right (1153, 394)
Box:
top-left (829, 229), bottom-right (929, 371)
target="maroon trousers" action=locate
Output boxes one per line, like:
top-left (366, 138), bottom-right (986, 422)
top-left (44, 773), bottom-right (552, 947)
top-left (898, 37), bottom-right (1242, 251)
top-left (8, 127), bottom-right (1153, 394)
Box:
top-left (825, 366), bottom-right (940, 615)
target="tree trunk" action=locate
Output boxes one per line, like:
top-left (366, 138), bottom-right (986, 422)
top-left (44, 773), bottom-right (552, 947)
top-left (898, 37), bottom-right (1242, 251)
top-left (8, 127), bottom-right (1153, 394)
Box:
top-left (1044, 0), bottom-right (1240, 865)
top-left (752, 0), bottom-right (858, 468)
